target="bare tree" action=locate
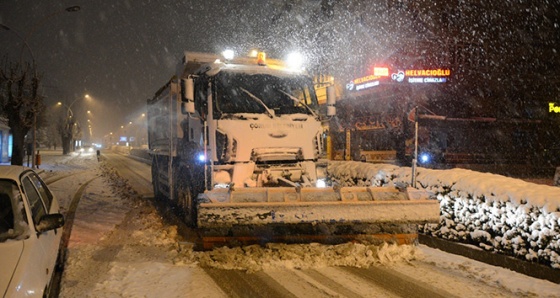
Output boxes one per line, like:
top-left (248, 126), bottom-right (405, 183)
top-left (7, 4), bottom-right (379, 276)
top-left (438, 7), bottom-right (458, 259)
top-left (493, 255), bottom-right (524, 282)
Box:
top-left (58, 115), bottom-right (74, 155)
top-left (0, 57), bottom-right (43, 165)
top-left (44, 117), bottom-right (60, 150)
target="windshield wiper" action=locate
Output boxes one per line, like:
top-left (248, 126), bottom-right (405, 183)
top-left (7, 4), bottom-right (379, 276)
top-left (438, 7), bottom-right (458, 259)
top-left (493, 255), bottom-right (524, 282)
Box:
top-left (239, 87), bottom-right (275, 118)
top-left (278, 90), bottom-right (317, 117)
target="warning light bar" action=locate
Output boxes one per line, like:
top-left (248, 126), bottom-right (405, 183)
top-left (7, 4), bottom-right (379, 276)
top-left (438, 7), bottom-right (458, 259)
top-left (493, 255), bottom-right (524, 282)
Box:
top-left (257, 52), bottom-right (266, 65)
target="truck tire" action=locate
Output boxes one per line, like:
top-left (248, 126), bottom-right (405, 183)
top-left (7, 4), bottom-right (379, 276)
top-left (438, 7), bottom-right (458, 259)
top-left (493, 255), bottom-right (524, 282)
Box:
top-left (151, 155), bottom-right (162, 200)
top-left (176, 167), bottom-right (197, 227)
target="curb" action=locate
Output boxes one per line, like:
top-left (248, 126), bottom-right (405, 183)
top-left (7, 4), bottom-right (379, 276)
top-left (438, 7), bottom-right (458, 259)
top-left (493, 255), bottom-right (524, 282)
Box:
top-left (419, 234), bottom-right (559, 284)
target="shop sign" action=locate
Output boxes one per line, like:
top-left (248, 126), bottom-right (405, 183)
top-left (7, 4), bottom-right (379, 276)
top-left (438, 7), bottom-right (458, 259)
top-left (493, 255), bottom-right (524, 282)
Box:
top-left (347, 67), bottom-right (452, 92)
top-left (549, 102), bottom-right (560, 113)
top-left (346, 75), bottom-right (381, 91)
top-left (392, 68), bottom-right (451, 84)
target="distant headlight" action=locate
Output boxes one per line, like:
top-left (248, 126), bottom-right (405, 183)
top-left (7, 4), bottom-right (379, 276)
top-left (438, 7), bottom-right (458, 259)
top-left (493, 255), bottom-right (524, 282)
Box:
top-left (88, 147), bottom-right (94, 153)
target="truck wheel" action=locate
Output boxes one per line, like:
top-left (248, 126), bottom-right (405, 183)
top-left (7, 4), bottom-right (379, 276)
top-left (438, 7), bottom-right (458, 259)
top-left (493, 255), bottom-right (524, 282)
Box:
top-left (177, 168), bottom-right (197, 227)
top-left (151, 158), bottom-right (161, 200)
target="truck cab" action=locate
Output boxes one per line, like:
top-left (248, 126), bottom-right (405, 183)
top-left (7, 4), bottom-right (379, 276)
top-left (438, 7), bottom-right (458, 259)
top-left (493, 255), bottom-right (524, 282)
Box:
top-left (179, 52), bottom-right (329, 190)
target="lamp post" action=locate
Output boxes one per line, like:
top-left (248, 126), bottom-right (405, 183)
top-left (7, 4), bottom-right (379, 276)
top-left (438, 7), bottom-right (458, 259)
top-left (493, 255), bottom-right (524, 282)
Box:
top-left (58, 94), bottom-right (89, 153)
top-left (0, 5), bottom-right (80, 168)
top-left (0, 24), bottom-right (34, 66)
top-left (17, 6), bottom-right (81, 65)
top-left (87, 118), bottom-right (93, 141)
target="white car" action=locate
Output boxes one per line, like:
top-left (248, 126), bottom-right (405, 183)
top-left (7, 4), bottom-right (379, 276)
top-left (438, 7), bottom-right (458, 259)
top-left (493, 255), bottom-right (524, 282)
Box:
top-left (0, 166), bottom-right (64, 297)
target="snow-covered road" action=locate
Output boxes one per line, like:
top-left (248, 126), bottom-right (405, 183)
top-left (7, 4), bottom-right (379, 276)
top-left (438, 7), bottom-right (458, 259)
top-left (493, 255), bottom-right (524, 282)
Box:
top-left (36, 150), bottom-right (560, 297)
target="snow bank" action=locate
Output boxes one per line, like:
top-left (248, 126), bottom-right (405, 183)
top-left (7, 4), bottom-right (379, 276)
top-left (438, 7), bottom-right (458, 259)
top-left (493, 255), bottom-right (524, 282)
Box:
top-left (175, 242), bottom-right (418, 273)
top-left (327, 161), bottom-right (560, 269)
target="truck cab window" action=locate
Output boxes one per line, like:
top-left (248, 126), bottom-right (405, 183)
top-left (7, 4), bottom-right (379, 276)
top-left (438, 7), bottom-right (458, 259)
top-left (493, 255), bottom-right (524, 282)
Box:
top-left (194, 78), bottom-right (208, 119)
top-left (214, 71), bottom-right (318, 117)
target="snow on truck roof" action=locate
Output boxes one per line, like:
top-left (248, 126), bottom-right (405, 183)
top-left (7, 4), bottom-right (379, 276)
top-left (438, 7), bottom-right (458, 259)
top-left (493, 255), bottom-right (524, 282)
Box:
top-left (176, 51), bottom-right (306, 79)
top-left (205, 63), bottom-right (305, 77)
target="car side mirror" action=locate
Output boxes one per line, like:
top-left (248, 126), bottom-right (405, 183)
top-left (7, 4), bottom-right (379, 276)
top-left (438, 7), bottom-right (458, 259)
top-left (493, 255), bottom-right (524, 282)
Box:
top-left (36, 213), bottom-right (65, 233)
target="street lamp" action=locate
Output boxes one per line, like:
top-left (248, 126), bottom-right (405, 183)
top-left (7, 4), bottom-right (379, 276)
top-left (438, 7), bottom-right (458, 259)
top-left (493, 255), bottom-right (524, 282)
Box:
top-left (87, 119), bottom-right (93, 140)
top-left (17, 6), bottom-right (81, 64)
top-left (0, 24), bottom-right (34, 65)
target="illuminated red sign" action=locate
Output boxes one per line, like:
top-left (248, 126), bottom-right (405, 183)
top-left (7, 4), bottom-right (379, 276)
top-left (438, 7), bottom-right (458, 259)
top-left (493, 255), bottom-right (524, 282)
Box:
top-left (373, 67), bottom-right (389, 76)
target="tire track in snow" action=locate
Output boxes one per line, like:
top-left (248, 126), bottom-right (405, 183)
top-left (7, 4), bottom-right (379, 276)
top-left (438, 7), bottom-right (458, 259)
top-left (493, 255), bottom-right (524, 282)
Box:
top-left (44, 172), bottom-right (80, 185)
top-left (264, 269), bottom-right (359, 297)
top-left (204, 268), bottom-right (297, 298)
top-left (51, 176), bottom-right (99, 298)
top-left (340, 266), bottom-right (457, 298)
top-left (103, 152), bottom-right (153, 196)
top-left (298, 269), bottom-right (369, 298)
top-left (204, 266), bottom-right (406, 298)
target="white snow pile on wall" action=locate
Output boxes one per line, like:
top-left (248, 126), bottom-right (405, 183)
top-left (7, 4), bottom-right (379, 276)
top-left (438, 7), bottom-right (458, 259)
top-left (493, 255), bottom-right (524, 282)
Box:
top-left (327, 161), bottom-right (560, 269)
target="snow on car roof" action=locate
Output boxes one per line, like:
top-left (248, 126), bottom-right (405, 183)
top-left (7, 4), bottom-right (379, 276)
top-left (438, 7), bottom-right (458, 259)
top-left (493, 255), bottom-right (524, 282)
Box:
top-left (0, 166), bottom-right (31, 181)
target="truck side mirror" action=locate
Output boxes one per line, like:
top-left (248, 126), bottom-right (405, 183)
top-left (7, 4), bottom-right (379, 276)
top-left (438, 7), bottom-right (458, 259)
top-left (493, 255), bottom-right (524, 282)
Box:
top-left (326, 85), bottom-right (336, 116)
top-left (181, 78), bottom-right (195, 114)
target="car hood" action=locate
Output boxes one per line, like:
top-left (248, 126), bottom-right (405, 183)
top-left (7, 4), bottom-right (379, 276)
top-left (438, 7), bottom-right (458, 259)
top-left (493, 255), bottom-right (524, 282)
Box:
top-left (0, 240), bottom-right (24, 295)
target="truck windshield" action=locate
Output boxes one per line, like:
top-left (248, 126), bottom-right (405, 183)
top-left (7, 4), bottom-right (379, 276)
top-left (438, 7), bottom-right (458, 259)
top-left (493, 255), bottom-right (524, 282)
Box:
top-left (214, 71), bottom-right (318, 117)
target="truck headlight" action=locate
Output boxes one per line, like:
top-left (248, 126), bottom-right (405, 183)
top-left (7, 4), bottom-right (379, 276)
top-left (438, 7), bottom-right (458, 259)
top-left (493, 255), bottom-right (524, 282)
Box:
top-left (419, 153), bottom-right (431, 164)
top-left (197, 153), bottom-right (206, 162)
top-left (316, 179), bottom-right (326, 188)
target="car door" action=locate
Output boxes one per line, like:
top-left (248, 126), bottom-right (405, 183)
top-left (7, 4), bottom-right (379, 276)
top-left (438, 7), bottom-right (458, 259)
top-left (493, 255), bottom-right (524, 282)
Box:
top-left (20, 171), bottom-right (61, 292)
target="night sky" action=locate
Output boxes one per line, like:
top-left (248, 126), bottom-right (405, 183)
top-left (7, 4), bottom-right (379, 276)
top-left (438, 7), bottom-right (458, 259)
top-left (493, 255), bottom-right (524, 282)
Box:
top-left (1, 0), bottom-right (559, 142)
top-left (0, 0), bottom-right (301, 139)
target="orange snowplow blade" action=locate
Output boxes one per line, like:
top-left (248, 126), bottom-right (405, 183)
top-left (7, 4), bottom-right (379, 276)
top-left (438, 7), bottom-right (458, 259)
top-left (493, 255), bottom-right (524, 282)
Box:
top-left (196, 186), bottom-right (439, 249)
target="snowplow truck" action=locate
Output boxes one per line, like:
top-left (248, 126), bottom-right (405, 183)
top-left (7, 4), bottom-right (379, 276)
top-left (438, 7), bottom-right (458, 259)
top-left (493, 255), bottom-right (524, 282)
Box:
top-left (147, 51), bottom-right (439, 250)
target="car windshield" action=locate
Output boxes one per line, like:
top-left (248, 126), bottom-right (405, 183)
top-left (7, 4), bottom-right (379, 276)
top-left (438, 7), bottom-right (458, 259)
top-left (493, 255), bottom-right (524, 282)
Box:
top-left (214, 72), bottom-right (318, 117)
top-left (0, 179), bottom-right (29, 242)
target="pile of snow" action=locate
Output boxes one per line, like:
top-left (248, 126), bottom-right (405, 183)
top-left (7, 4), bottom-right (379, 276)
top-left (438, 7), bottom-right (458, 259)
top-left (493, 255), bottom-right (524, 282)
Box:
top-left (95, 161), bottom-right (421, 275)
top-left (328, 161), bottom-right (560, 269)
top-left (175, 242), bottom-right (418, 273)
